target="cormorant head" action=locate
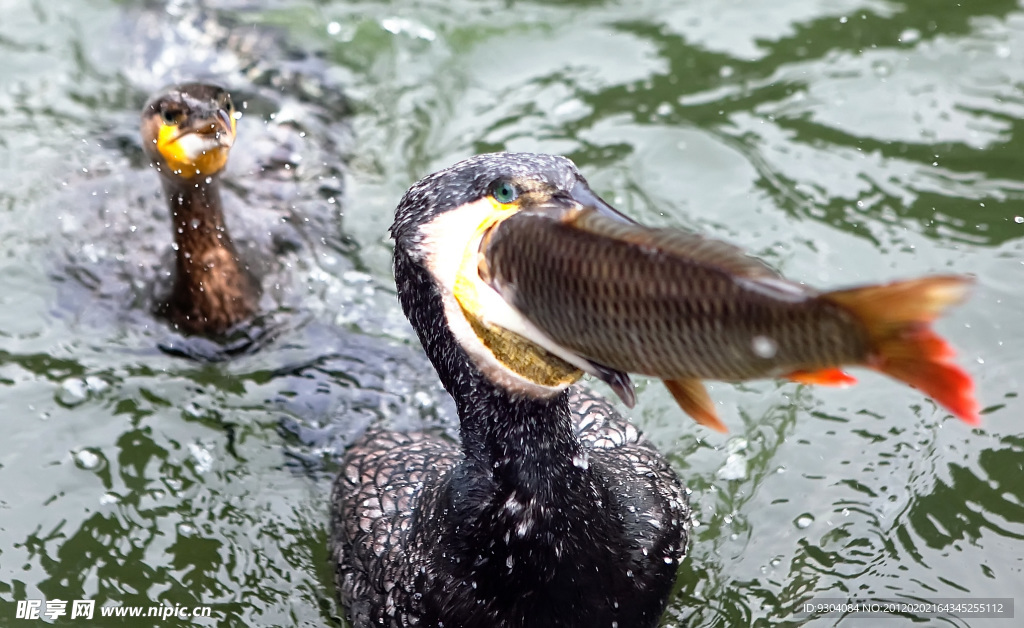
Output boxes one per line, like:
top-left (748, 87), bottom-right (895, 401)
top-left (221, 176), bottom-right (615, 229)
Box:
top-left (391, 152), bottom-right (628, 399)
top-left (140, 83), bottom-right (237, 181)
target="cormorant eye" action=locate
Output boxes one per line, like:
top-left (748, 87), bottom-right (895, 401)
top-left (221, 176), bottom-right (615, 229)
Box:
top-left (492, 180), bottom-right (519, 204)
top-left (221, 94), bottom-right (234, 112)
top-left (160, 106), bottom-right (183, 126)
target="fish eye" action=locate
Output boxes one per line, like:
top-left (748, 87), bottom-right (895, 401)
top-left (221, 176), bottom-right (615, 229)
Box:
top-left (491, 180), bottom-right (519, 204)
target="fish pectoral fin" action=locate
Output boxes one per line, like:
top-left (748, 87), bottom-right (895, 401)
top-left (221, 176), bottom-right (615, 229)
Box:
top-left (662, 378), bottom-right (727, 433)
top-left (785, 368), bottom-right (857, 388)
top-left (588, 362), bottom-right (636, 408)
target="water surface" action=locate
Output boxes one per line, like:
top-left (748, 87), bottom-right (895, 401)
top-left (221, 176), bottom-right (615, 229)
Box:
top-left (0, 0), bottom-right (1021, 626)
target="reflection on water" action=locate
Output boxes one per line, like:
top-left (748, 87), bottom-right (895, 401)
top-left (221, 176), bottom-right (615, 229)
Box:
top-left (0, 0), bottom-right (1021, 626)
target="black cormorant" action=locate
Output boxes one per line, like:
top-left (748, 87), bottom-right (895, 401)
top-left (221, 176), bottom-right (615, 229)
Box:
top-left (330, 153), bottom-right (691, 628)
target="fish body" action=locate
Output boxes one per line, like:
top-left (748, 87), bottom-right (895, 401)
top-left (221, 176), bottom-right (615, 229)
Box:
top-left (480, 205), bottom-right (977, 431)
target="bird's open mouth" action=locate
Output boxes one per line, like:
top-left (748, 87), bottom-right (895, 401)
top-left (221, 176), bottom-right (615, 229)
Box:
top-left (158, 127), bottom-right (234, 178)
top-left (175, 130), bottom-right (232, 155)
top-left (154, 107), bottom-right (236, 179)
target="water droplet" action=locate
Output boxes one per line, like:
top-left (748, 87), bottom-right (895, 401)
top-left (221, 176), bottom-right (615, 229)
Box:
top-left (717, 452), bottom-right (748, 481)
top-left (751, 335), bottom-right (777, 358)
top-left (57, 378), bottom-right (89, 407)
top-left (898, 28), bottom-right (920, 44)
top-left (380, 17), bottom-right (436, 41)
top-left (412, 391), bottom-right (434, 409)
top-left (871, 60), bottom-right (892, 78)
top-left (996, 44), bottom-right (1011, 59)
top-left (795, 514), bottom-right (814, 529)
top-left (1014, 216), bottom-right (1023, 224)
top-left (177, 523), bottom-right (197, 537)
top-left (190, 218), bottom-right (201, 229)
top-left (719, 65), bottom-right (735, 78)
top-left (842, 508), bottom-right (850, 517)
top-left (327, 21), bottom-right (341, 35)
top-left (84, 376), bottom-right (108, 394)
top-left (73, 449), bottom-right (104, 471)
top-left (188, 443), bottom-right (215, 474)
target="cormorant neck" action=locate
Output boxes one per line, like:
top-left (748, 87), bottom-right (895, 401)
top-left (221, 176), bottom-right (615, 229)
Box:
top-left (159, 173), bottom-right (258, 335)
top-left (162, 174), bottom-right (232, 262)
top-left (459, 376), bottom-right (584, 487)
top-left (394, 248), bottom-right (587, 494)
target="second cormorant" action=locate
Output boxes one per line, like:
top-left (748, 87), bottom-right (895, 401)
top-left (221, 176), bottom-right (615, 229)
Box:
top-left (140, 82), bottom-right (259, 336)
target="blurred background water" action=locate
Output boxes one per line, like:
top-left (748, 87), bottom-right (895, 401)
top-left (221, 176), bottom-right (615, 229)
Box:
top-left (0, 0), bottom-right (1021, 626)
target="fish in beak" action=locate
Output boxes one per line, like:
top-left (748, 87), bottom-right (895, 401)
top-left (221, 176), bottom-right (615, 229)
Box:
top-left (470, 172), bottom-right (977, 432)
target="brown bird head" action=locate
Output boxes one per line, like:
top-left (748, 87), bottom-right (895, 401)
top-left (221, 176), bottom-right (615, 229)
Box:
top-left (140, 82), bottom-right (237, 182)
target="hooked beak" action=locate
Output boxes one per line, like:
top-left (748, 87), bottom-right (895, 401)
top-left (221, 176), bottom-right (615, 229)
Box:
top-left (515, 179), bottom-right (638, 227)
top-left (175, 108), bottom-right (235, 148)
top-left (211, 109), bottom-right (236, 148)
top-left (566, 180), bottom-right (637, 225)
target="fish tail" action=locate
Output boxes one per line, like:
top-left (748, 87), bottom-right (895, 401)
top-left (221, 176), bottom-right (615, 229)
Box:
top-left (823, 275), bottom-right (979, 424)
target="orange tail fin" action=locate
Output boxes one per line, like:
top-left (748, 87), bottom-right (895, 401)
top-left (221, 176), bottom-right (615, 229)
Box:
top-left (824, 276), bottom-right (979, 424)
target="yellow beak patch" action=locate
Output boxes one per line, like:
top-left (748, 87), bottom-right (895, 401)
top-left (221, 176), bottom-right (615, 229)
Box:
top-left (451, 196), bottom-right (520, 320)
top-left (452, 197), bottom-right (582, 388)
top-left (156, 118), bottom-right (235, 178)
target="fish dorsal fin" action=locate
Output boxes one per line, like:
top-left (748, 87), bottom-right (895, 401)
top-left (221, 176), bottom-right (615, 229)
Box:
top-left (564, 208), bottom-right (783, 280)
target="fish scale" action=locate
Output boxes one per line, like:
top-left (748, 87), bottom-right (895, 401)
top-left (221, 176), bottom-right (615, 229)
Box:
top-left (476, 196), bottom-right (976, 432)
top-left (484, 210), bottom-right (869, 381)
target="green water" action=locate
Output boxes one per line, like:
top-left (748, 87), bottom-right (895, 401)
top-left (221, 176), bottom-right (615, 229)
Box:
top-left (1, 0), bottom-right (1021, 626)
